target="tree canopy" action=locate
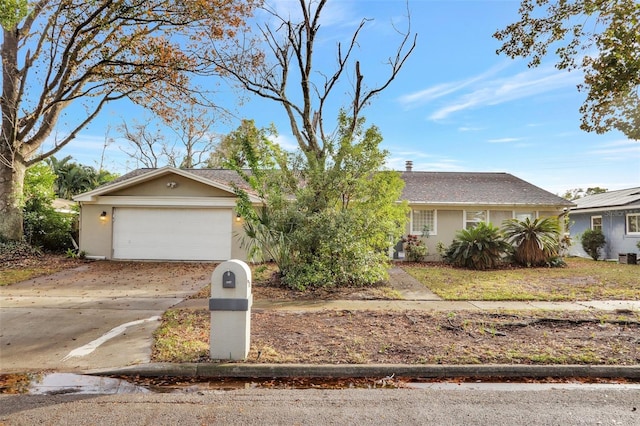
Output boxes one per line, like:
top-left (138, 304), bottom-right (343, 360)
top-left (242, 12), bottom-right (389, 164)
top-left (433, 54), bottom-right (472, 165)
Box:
top-left (212, 0), bottom-right (416, 169)
top-left (118, 105), bottom-right (218, 169)
top-left (495, 0), bottom-right (640, 140)
top-left (215, 0), bottom-right (416, 288)
top-left (0, 0), bottom-right (258, 240)
top-left (561, 187), bottom-right (608, 200)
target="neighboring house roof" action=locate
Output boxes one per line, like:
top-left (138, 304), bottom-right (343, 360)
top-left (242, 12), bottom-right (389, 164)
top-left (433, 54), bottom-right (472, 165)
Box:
top-left (399, 171), bottom-right (574, 207)
top-left (571, 187), bottom-right (640, 212)
top-left (75, 167), bottom-right (572, 208)
top-left (52, 198), bottom-right (77, 214)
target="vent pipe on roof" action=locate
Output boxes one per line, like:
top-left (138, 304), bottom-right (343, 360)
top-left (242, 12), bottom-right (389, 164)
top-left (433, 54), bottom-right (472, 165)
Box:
top-left (405, 160), bottom-right (413, 172)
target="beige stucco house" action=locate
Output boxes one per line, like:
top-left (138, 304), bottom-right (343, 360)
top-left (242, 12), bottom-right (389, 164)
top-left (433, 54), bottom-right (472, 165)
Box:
top-left (396, 166), bottom-right (575, 260)
top-left (74, 165), bottom-right (574, 261)
top-left (73, 167), bottom-right (260, 261)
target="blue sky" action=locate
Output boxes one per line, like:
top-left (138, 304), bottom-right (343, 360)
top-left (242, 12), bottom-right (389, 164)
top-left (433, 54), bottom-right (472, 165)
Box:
top-left (48, 0), bottom-right (640, 195)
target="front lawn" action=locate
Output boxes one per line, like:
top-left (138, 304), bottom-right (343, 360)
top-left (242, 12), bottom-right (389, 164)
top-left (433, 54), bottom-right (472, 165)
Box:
top-left (402, 257), bottom-right (639, 301)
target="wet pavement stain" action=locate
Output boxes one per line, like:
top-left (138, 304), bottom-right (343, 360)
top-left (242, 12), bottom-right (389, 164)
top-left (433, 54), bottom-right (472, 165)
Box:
top-left (2, 373), bottom-right (639, 395)
top-left (0, 373), bottom-right (149, 395)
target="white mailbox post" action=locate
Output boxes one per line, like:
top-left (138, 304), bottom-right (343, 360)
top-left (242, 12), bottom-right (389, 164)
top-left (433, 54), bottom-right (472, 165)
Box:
top-left (209, 259), bottom-right (252, 360)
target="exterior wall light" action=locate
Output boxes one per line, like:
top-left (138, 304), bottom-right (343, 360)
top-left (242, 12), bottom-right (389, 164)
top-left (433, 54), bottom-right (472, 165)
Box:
top-left (235, 213), bottom-right (241, 222)
top-left (100, 211), bottom-right (108, 221)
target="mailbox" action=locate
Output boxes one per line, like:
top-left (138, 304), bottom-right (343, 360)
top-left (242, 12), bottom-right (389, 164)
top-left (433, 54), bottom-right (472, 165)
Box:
top-left (222, 271), bottom-right (236, 288)
top-left (209, 260), bottom-right (252, 360)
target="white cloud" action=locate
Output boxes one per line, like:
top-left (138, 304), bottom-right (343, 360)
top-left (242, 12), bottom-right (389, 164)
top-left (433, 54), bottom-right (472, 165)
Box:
top-left (404, 63), bottom-right (583, 121)
top-left (588, 144), bottom-right (640, 158)
top-left (597, 139), bottom-right (640, 148)
top-left (398, 62), bottom-right (508, 109)
top-left (487, 137), bottom-right (521, 144)
top-left (269, 132), bottom-right (299, 152)
top-left (264, 0), bottom-right (356, 28)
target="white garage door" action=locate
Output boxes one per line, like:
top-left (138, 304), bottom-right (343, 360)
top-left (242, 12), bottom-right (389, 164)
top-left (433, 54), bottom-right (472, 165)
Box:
top-left (113, 208), bottom-right (232, 260)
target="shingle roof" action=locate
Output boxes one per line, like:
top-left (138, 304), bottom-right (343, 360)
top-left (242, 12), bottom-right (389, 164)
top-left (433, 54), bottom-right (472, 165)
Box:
top-left (399, 171), bottom-right (574, 207)
top-left (571, 187), bottom-right (640, 210)
top-left (96, 168), bottom-right (572, 207)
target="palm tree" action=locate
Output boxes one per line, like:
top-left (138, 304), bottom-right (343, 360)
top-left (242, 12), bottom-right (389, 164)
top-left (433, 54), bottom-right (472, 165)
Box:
top-left (444, 222), bottom-right (511, 270)
top-left (47, 156), bottom-right (117, 199)
top-left (502, 217), bottom-right (561, 266)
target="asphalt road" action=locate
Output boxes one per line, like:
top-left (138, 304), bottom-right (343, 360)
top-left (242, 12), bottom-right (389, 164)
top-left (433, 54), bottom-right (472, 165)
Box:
top-left (1, 387), bottom-right (639, 425)
top-left (0, 262), bottom-right (210, 372)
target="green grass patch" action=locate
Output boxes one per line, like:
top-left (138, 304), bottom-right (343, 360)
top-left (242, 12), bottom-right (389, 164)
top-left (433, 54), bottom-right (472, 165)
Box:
top-left (152, 309), bottom-right (210, 362)
top-left (0, 265), bottom-right (73, 286)
top-left (402, 257), bottom-right (640, 301)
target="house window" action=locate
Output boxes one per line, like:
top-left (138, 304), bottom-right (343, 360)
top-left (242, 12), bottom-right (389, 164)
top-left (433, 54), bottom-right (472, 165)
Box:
top-left (627, 213), bottom-right (640, 235)
top-left (591, 216), bottom-right (602, 231)
top-left (464, 210), bottom-right (487, 229)
top-left (412, 209), bottom-right (435, 235)
top-left (515, 211), bottom-right (536, 221)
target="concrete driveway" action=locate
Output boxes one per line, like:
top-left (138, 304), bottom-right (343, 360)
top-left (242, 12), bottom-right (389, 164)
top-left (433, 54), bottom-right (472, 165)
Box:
top-left (0, 261), bottom-right (214, 373)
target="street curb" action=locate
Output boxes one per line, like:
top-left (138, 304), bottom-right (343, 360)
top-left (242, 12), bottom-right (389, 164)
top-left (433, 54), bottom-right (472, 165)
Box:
top-left (89, 363), bottom-right (640, 380)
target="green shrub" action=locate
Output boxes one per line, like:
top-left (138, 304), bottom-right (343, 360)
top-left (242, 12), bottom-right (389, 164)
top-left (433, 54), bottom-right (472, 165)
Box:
top-left (280, 209), bottom-right (390, 290)
top-left (281, 260), bottom-right (332, 291)
top-left (22, 161), bottom-right (76, 252)
top-left (23, 197), bottom-right (75, 251)
top-left (580, 229), bottom-right (606, 260)
top-left (444, 222), bottom-right (511, 270)
top-left (404, 234), bottom-right (427, 262)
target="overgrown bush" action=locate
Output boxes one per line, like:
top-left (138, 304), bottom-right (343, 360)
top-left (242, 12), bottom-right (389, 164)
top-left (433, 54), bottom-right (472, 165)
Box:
top-left (23, 202), bottom-right (75, 251)
top-left (22, 162), bottom-right (75, 251)
top-left (580, 229), bottom-right (606, 260)
top-left (444, 222), bottom-right (511, 270)
top-left (280, 208), bottom-right (391, 290)
top-left (232, 117), bottom-right (408, 291)
top-left (502, 217), bottom-right (561, 267)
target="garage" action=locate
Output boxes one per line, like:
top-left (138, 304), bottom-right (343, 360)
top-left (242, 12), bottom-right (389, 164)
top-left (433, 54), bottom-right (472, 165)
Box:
top-left (112, 207), bottom-right (232, 261)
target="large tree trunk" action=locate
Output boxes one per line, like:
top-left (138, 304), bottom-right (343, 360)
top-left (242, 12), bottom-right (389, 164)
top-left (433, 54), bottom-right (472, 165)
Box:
top-left (0, 156), bottom-right (26, 241)
top-left (1, 26), bottom-right (24, 241)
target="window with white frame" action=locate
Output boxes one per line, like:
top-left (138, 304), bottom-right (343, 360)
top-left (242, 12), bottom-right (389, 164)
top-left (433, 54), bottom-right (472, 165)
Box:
top-left (627, 213), bottom-right (640, 235)
top-left (411, 209), bottom-right (435, 235)
top-left (515, 211), bottom-right (536, 221)
top-left (464, 210), bottom-right (487, 229)
top-left (591, 215), bottom-right (602, 231)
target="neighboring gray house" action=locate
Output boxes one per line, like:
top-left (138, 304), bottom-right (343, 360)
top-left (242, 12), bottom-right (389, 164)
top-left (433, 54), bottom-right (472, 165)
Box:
top-left (74, 165), bottom-right (574, 262)
top-left (568, 187), bottom-right (640, 260)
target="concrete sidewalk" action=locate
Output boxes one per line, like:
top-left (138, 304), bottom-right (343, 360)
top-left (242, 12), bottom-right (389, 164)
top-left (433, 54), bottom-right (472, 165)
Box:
top-left (176, 297), bottom-right (640, 312)
top-left (176, 266), bottom-right (640, 312)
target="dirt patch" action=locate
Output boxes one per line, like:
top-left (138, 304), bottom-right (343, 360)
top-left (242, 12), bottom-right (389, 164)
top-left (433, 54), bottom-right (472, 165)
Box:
top-left (154, 308), bottom-right (640, 365)
top-left (250, 310), bottom-right (640, 365)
